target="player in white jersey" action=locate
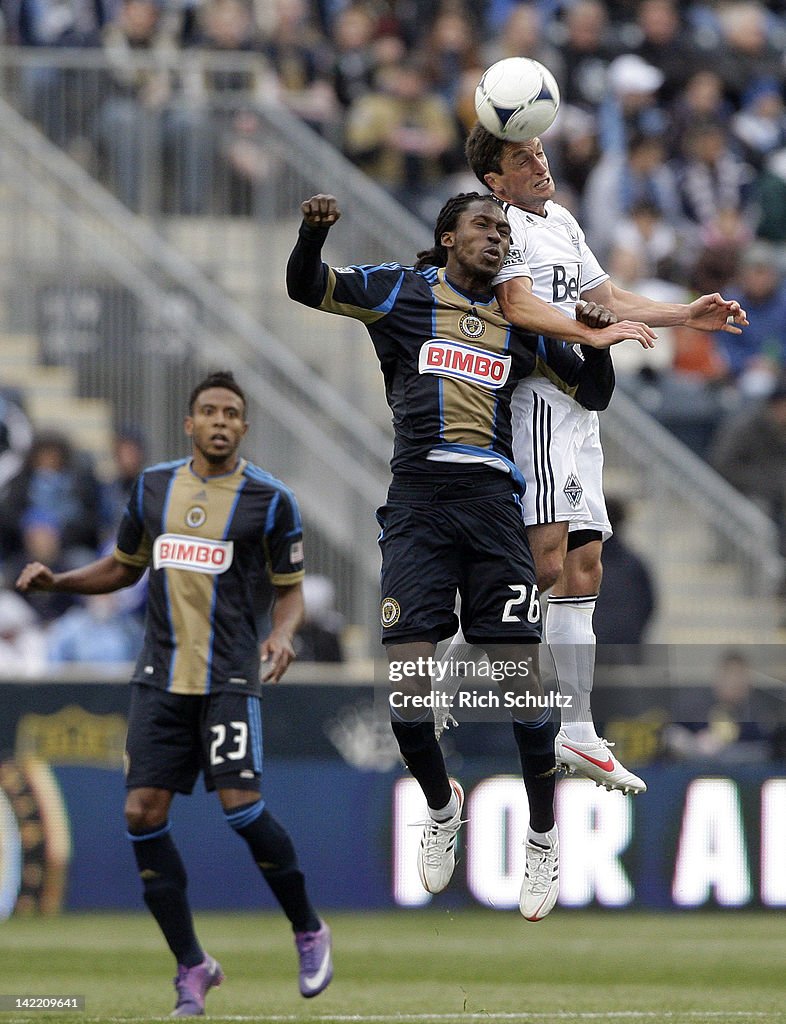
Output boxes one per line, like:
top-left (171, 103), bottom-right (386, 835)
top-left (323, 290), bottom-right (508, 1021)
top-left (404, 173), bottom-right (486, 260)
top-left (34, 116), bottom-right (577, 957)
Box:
top-left (453, 125), bottom-right (748, 794)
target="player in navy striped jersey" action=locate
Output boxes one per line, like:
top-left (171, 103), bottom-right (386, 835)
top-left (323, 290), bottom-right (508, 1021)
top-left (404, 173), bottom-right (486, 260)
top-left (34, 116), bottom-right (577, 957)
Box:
top-left (16, 371), bottom-right (332, 1014)
top-left (464, 126), bottom-right (748, 794)
top-left (287, 191), bottom-right (655, 918)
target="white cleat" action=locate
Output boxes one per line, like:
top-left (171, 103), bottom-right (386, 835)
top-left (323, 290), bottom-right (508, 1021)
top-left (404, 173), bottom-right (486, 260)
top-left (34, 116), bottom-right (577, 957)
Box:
top-left (416, 780), bottom-right (465, 894)
top-left (520, 826), bottom-right (559, 922)
top-left (555, 730), bottom-right (647, 794)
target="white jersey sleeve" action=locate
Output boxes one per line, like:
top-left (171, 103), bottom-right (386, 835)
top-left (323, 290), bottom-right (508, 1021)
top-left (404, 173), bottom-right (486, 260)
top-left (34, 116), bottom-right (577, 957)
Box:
top-left (493, 201), bottom-right (609, 319)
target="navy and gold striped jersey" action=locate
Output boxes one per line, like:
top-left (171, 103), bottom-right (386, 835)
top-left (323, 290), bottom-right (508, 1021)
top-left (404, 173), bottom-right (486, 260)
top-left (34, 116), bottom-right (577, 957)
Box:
top-left (114, 457), bottom-right (304, 696)
top-left (287, 222), bottom-right (613, 490)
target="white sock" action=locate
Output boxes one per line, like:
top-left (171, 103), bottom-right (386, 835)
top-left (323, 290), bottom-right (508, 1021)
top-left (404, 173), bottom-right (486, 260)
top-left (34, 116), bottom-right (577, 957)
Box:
top-left (429, 789), bottom-right (458, 822)
top-left (527, 825), bottom-right (557, 846)
top-left (546, 595), bottom-right (599, 743)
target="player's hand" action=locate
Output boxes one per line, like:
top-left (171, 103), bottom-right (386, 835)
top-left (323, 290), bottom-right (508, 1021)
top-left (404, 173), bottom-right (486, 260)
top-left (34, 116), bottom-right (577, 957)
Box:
top-left (260, 632), bottom-right (297, 683)
top-left (575, 300), bottom-right (617, 329)
top-left (686, 293), bottom-right (749, 334)
top-left (15, 562), bottom-right (56, 592)
top-left (300, 194), bottom-right (341, 228)
top-left (581, 320), bottom-right (658, 350)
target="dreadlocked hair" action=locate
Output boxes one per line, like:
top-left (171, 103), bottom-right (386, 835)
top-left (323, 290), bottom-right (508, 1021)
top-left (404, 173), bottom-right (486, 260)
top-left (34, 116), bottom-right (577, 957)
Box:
top-left (414, 192), bottom-right (490, 270)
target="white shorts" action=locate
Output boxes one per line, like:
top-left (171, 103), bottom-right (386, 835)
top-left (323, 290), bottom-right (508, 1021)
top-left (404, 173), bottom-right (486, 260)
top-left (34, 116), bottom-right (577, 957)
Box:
top-left (511, 379), bottom-right (612, 539)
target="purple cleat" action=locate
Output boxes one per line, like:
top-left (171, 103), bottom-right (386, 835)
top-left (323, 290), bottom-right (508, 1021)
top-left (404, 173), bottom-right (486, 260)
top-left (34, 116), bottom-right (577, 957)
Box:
top-left (171, 954), bottom-right (224, 1017)
top-left (294, 921), bottom-right (333, 998)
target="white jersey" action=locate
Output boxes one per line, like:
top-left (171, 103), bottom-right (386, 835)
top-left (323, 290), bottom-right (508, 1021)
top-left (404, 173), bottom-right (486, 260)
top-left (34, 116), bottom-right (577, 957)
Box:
top-left (493, 200), bottom-right (612, 535)
top-left (494, 199), bottom-right (608, 338)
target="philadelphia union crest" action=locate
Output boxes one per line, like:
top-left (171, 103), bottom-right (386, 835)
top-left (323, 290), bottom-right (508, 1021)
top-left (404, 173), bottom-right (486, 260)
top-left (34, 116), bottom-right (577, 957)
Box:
top-left (459, 312), bottom-right (485, 339)
top-left (381, 597), bottom-right (400, 628)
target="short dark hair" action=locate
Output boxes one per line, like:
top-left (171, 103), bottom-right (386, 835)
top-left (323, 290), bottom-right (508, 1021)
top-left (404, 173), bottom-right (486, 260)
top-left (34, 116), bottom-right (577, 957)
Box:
top-left (414, 192), bottom-right (500, 270)
top-left (188, 370), bottom-right (247, 415)
top-left (465, 123), bottom-right (508, 188)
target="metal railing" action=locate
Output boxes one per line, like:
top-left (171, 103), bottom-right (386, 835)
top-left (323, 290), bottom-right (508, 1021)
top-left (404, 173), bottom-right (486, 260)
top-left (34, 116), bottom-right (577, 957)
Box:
top-left (0, 93), bottom-right (396, 641)
top-left (0, 45), bottom-right (781, 636)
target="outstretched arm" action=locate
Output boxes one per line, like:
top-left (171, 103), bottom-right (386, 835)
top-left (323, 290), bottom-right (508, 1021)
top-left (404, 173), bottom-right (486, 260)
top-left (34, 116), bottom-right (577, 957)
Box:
top-left (16, 554), bottom-right (144, 595)
top-left (286, 194), bottom-right (341, 308)
top-left (496, 276), bottom-right (657, 349)
top-left (585, 280), bottom-right (749, 335)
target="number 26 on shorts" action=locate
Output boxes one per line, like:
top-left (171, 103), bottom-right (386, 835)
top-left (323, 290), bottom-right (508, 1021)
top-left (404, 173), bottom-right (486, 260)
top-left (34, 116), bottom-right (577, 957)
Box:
top-left (501, 583), bottom-right (541, 624)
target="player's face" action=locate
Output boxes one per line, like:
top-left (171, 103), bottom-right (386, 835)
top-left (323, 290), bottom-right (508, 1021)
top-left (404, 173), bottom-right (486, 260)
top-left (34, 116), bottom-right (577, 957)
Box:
top-left (185, 387), bottom-right (248, 470)
top-left (485, 138), bottom-right (555, 213)
top-left (443, 201), bottom-right (511, 285)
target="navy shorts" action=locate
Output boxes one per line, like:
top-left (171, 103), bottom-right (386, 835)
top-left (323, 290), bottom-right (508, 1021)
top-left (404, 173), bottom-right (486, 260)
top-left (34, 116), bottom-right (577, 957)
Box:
top-left (376, 473), bottom-right (541, 646)
top-left (125, 684), bottom-right (264, 794)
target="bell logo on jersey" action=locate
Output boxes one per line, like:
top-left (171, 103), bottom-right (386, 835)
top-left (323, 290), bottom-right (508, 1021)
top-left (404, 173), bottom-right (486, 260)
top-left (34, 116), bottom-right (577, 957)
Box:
top-left (153, 534), bottom-right (234, 574)
top-left (419, 340), bottom-right (511, 389)
top-left (551, 264), bottom-right (581, 303)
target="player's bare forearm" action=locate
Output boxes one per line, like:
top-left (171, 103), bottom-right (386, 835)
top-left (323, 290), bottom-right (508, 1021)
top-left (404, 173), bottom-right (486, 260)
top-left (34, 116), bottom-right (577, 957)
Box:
top-left (497, 278), bottom-right (595, 342)
top-left (15, 554), bottom-right (144, 595)
top-left (286, 195), bottom-right (341, 307)
top-left (586, 281), bottom-right (748, 334)
top-left (260, 582), bottom-right (304, 683)
top-left (497, 278), bottom-right (656, 349)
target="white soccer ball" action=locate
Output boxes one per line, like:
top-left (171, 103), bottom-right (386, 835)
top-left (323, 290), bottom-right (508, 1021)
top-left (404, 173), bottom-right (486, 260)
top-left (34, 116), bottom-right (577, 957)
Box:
top-left (474, 57), bottom-right (560, 142)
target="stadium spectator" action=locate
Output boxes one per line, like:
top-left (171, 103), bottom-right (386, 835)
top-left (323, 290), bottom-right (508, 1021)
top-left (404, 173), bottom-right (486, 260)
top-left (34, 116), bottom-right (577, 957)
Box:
top-left (0, 390), bottom-right (33, 492)
top-left (713, 242), bottom-right (786, 396)
top-left (261, 0), bottom-right (336, 131)
top-left (663, 649), bottom-right (775, 762)
top-left (669, 70), bottom-right (731, 157)
top-left (608, 199), bottom-right (680, 283)
top-left (755, 147), bottom-right (786, 243)
top-left (288, 189), bottom-right (655, 917)
top-left (630, 0), bottom-right (701, 103)
top-left (730, 79), bottom-right (786, 171)
top-left (294, 574), bottom-right (344, 662)
top-left (329, 4), bottom-right (379, 109)
top-left (712, 2), bottom-right (785, 109)
top-left (554, 0), bottom-right (619, 112)
top-left (420, 9), bottom-right (480, 108)
top-left (710, 382), bottom-right (786, 554)
top-left (676, 120), bottom-right (754, 230)
top-left (581, 131), bottom-right (681, 262)
top-left (0, 588), bottom-right (46, 675)
top-left (46, 592), bottom-right (145, 664)
top-left (597, 54), bottom-right (669, 155)
top-left (0, 431), bottom-right (102, 567)
top-left (101, 426), bottom-right (148, 538)
top-left (16, 370), bottom-right (332, 1013)
top-left (343, 58), bottom-right (458, 219)
top-left (594, 496), bottom-right (656, 661)
top-left (5, 511), bottom-right (79, 623)
top-left (481, 3), bottom-right (564, 81)
top-left (96, 0), bottom-right (213, 213)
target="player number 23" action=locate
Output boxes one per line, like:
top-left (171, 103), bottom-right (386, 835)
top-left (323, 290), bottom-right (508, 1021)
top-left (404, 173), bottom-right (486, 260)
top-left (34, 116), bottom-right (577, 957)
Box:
top-left (209, 722), bottom-right (248, 765)
top-left (501, 584), bottom-right (540, 624)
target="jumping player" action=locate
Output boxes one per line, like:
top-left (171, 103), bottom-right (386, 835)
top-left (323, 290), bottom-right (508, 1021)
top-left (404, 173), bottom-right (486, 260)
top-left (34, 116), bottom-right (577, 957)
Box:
top-left (463, 126), bottom-right (748, 793)
top-left (287, 191), bottom-right (656, 919)
top-left (16, 371), bottom-right (332, 1015)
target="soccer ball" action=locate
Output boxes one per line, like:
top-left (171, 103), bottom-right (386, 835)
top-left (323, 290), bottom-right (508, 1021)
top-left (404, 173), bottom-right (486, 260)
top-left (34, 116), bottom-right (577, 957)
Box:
top-left (474, 58), bottom-right (560, 142)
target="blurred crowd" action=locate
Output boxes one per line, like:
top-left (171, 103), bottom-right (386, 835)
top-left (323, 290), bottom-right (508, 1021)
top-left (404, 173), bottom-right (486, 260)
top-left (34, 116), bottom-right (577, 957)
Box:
top-left (0, 393), bottom-right (347, 671)
top-left (3, 3), bottom-right (786, 455)
top-left (3, 0), bottom-right (786, 616)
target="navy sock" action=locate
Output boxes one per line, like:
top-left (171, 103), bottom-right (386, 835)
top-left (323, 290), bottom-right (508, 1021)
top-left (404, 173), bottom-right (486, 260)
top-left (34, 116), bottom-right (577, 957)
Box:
top-left (226, 800), bottom-right (320, 933)
top-left (512, 712), bottom-right (557, 833)
top-left (391, 717), bottom-right (452, 810)
top-left (128, 822), bottom-right (203, 967)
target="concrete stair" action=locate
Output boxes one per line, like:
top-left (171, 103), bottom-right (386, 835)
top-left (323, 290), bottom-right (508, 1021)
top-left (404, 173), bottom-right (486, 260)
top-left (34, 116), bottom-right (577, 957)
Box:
top-left (0, 333), bottom-right (113, 476)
